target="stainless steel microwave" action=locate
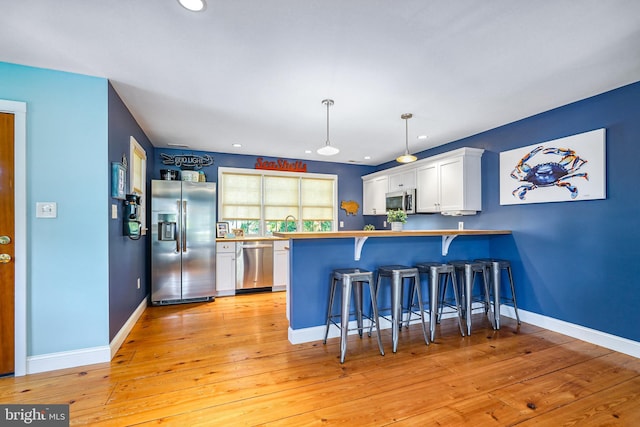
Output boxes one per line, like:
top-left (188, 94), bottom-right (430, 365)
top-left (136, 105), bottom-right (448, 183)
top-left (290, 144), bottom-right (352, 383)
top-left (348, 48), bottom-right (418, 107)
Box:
top-left (385, 189), bottom-right (416, 214)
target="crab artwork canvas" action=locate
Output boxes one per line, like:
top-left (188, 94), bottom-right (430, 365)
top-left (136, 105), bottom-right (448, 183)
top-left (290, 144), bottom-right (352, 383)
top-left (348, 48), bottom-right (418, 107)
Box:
top-left (499, 128), bottom-right (606, 205)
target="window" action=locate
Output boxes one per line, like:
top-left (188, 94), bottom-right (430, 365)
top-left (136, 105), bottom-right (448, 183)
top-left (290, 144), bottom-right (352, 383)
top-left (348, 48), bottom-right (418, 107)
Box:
top-left (221, 172), bottom-right (261, 235)
top-left (129, 136), bottom-right (147, 234)
top-left (301, 177), bottom-right (334, 232)
top-left (219, 167), bottom-right (337, 235)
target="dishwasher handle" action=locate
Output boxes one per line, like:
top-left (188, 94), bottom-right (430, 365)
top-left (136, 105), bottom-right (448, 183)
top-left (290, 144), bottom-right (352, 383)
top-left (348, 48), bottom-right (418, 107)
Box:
top-left (240, 243), bottom-right (272, 249)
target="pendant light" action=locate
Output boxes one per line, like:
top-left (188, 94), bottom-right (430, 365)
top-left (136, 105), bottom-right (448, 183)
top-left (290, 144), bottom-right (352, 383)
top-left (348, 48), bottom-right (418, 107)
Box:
top-left (396, 113), bottom-right (417, 163)
top-left (317, 99), bottom-right (339, 156)
top-left (178, 0), bottom-right (207, 12)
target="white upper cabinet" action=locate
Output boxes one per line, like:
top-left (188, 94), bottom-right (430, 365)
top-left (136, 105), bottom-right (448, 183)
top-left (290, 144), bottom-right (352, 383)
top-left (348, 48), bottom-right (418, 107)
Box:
top-left (388, 169), bottom-right (416, 192)
top-left (362, 175), bottom-right (388, 215)
top-left (416, 148), bottom-right (483, 215)
top-left (362, 147), bottom-right (483, 216)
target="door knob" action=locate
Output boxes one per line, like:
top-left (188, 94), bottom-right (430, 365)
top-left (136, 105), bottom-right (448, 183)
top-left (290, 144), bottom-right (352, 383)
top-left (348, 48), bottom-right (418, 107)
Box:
top-left (0, 254), bottom-right (11, 263)
top-left (0, 236), bottom-right (10, 245)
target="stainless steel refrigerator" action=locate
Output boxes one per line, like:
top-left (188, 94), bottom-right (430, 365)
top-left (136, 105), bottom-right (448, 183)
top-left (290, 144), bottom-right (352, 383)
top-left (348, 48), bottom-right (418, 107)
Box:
top-left (151, 180), bottom-right (216, 305)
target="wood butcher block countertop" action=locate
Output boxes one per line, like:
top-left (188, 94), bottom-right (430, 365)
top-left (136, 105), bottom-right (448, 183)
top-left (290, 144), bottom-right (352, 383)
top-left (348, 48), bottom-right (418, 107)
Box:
top-left (272, 229), bottom-right (511, 239)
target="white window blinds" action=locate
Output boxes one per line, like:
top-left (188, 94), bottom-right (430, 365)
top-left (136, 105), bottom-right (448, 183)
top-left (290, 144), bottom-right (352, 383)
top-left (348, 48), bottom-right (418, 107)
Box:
top-left (264, 175), bottom-right (299, 220)
top-left (301, 177), bottom-right (334, 220)
top-left (221, 173), bottom-right (262, 219)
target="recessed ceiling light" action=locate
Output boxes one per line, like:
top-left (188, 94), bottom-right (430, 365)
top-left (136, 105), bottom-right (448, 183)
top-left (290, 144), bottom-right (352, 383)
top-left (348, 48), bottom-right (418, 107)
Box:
top-left (305, 150), bottom-right (312, 154)
top-left (232, 143), bottom-right (242, 148)
top-left (364, 156), bottom-right (371, 160)
top-left (417, 135), bottom-right (428, 140)
top-left (178, 0), bottom-right (206, 12)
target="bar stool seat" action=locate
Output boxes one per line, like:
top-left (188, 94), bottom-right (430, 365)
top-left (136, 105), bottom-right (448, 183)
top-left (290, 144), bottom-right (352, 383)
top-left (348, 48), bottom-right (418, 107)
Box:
top-left (448, 260), bottom-right (494, 334)
top-left (474, 259), bottom-right (521, 329)
top-left (373, 265), bottom-right (428, 353)
top-left (411, 262), bottom-right (465, 341)
top-left (324, 268), bottom-right (385, 363)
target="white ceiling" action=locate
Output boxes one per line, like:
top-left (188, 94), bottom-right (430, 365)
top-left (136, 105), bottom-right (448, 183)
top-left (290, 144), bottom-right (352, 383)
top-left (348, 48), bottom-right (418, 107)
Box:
top-left (2, 1), bottom-right (639, 165)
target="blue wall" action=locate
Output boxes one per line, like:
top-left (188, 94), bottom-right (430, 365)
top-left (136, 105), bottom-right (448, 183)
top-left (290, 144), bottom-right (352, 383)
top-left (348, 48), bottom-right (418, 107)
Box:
top-left (152, 149), bottom-right (375, 228)
top-left (0, 62), bottom-right (110, 355)
top-left (108, 83), bottom-right (155, 341)
top-left (368, 81), bottom-right (640, 342)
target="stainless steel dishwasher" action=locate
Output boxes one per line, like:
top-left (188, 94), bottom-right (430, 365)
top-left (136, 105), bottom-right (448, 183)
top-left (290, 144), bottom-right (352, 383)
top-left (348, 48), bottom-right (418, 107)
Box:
top-left (236, 241), bottom-right (274, 292)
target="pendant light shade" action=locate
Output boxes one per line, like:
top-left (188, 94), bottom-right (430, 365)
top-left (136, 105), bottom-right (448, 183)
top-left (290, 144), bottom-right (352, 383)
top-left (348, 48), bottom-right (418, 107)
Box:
top-left (396, 113), bottom-right (417, 163)
top-left (317, 99), bottom-right (339, 156)
top-left (178, 0), bottom-right (206, 12)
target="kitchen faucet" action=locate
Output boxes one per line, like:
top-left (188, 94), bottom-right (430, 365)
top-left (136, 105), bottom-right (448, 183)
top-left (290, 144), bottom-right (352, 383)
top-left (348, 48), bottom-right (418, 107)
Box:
top-left (284, 215), bottom-right (297, 231)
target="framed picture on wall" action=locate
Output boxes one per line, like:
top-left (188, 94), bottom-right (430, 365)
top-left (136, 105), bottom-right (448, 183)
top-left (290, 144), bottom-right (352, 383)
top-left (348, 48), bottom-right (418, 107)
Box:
top-left (111, 162), bottom-right (127, 200)
top-left (216, 222), bottom-right (229, 238)
top-left (499, 128), bottom-right (606, 205)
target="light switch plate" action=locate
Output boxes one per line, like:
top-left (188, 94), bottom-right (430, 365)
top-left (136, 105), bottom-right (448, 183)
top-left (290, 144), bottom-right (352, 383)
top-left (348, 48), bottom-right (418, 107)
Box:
top-left (36, 202), bottom-right (57, 218)
top-left (112, 204), bottom-right (118, 219)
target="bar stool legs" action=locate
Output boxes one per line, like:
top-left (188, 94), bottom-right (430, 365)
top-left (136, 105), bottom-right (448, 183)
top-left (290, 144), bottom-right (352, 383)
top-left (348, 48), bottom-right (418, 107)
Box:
top-left (449, 260), bottom-right (494, 334)
top-left (374, 265), bottom-right (428, 353)
top-left (475, 259), bottom-right (521, 329)
top-left (414, 262), bottom-right (465, 342)
top-left (324, 268), bottom-right (385, 363)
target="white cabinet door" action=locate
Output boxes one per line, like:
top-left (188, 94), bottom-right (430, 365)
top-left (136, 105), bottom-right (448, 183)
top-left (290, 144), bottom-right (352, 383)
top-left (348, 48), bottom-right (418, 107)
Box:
top-left (362, 175), bottom-right (388, 215)
top-left (273, 240), bottom-right (289, 291)
top-left (216, 242), bottom-right (236, 296)
top-left (416, 162), bottom-right (440, 213)
top-left (388, 169), bottom-right (416, 192)
top-left (416, 153), bottom-right (482, 214)
top-left (439, 156), bottom-right (464, 212)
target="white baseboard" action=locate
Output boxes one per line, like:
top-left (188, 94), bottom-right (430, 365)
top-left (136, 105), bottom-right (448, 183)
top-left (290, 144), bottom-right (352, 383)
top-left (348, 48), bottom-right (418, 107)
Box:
top-left (27, 346), bottom-right (111, 375)
top-left (289, 304), bottom-right (640, 359)
top-left (26, 297), bottom-right (149, 375)
top-left (288, 311), bottom-right (450, 344)
top-left (110, 297), bottom-right (148, 358)
top-left (500, 305), bottom-right (640, 359)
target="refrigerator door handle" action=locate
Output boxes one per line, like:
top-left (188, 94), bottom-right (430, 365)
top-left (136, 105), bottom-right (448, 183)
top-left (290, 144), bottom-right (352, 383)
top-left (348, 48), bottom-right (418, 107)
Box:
top-left (175, 200), bottom-right (181, 253)
top-left (182, 200), bottom-right (188, 253)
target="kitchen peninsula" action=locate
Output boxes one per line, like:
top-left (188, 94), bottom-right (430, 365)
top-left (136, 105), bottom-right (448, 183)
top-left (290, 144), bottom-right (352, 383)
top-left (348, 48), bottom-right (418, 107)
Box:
top-left (273, 229), bottom-right (512, 344)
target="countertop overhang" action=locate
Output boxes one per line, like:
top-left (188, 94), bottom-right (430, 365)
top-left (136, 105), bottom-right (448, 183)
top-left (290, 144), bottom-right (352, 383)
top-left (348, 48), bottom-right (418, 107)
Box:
top-left (215, 236), bottom-right (287, 242)
top-left (272, 229), bottom-right (512, 259)
top-left (272, 229), bottom-right (511, 239)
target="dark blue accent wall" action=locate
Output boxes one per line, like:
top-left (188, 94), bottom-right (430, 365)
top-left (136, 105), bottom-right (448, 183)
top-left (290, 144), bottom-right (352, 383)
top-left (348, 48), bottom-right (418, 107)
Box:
top-left (152, 150), bottom-right (375, 230)
top-left (108, 83), bottom-right (155, 341)
top-left (372, 81), bottom-right (640, 342)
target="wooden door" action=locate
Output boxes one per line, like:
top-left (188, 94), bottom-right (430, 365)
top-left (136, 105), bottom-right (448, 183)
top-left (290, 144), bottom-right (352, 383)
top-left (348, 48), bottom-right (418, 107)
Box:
top-left (0, 112), bottom-right (15, 376)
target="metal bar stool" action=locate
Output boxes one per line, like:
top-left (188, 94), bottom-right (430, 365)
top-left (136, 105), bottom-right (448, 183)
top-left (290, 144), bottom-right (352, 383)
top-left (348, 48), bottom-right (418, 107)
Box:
top-left (373, 265), bottom-right (428, 353)
top-left (412, 262), bottom-right (465, 341)
top-left (449, 260), bottom-right (494, 334)
top-left (475, 259), bottom-right (521, 329)
top-left (323, 268), bottom-right (385, 363)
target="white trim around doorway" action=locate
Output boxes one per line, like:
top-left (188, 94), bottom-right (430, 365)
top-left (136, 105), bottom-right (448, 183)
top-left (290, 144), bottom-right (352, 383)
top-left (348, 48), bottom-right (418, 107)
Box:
top-left (1, 99), bottom-right (27, 377)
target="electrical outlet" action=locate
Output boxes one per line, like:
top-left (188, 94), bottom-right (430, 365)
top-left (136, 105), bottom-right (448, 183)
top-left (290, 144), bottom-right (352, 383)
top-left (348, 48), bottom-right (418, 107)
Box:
top-left (339, 221), bottom-right (344, 228)
top-left (383, 221), bottom-right (387, 228)
top-left (112, 204), bottom-right (118, 219)
top-left (137, 278), bottom-right (140, 289)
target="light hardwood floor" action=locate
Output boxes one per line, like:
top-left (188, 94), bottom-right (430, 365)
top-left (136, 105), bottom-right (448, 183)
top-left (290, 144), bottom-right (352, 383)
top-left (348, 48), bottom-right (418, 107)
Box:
top-left (1, 291), bottom-right (639, 426)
